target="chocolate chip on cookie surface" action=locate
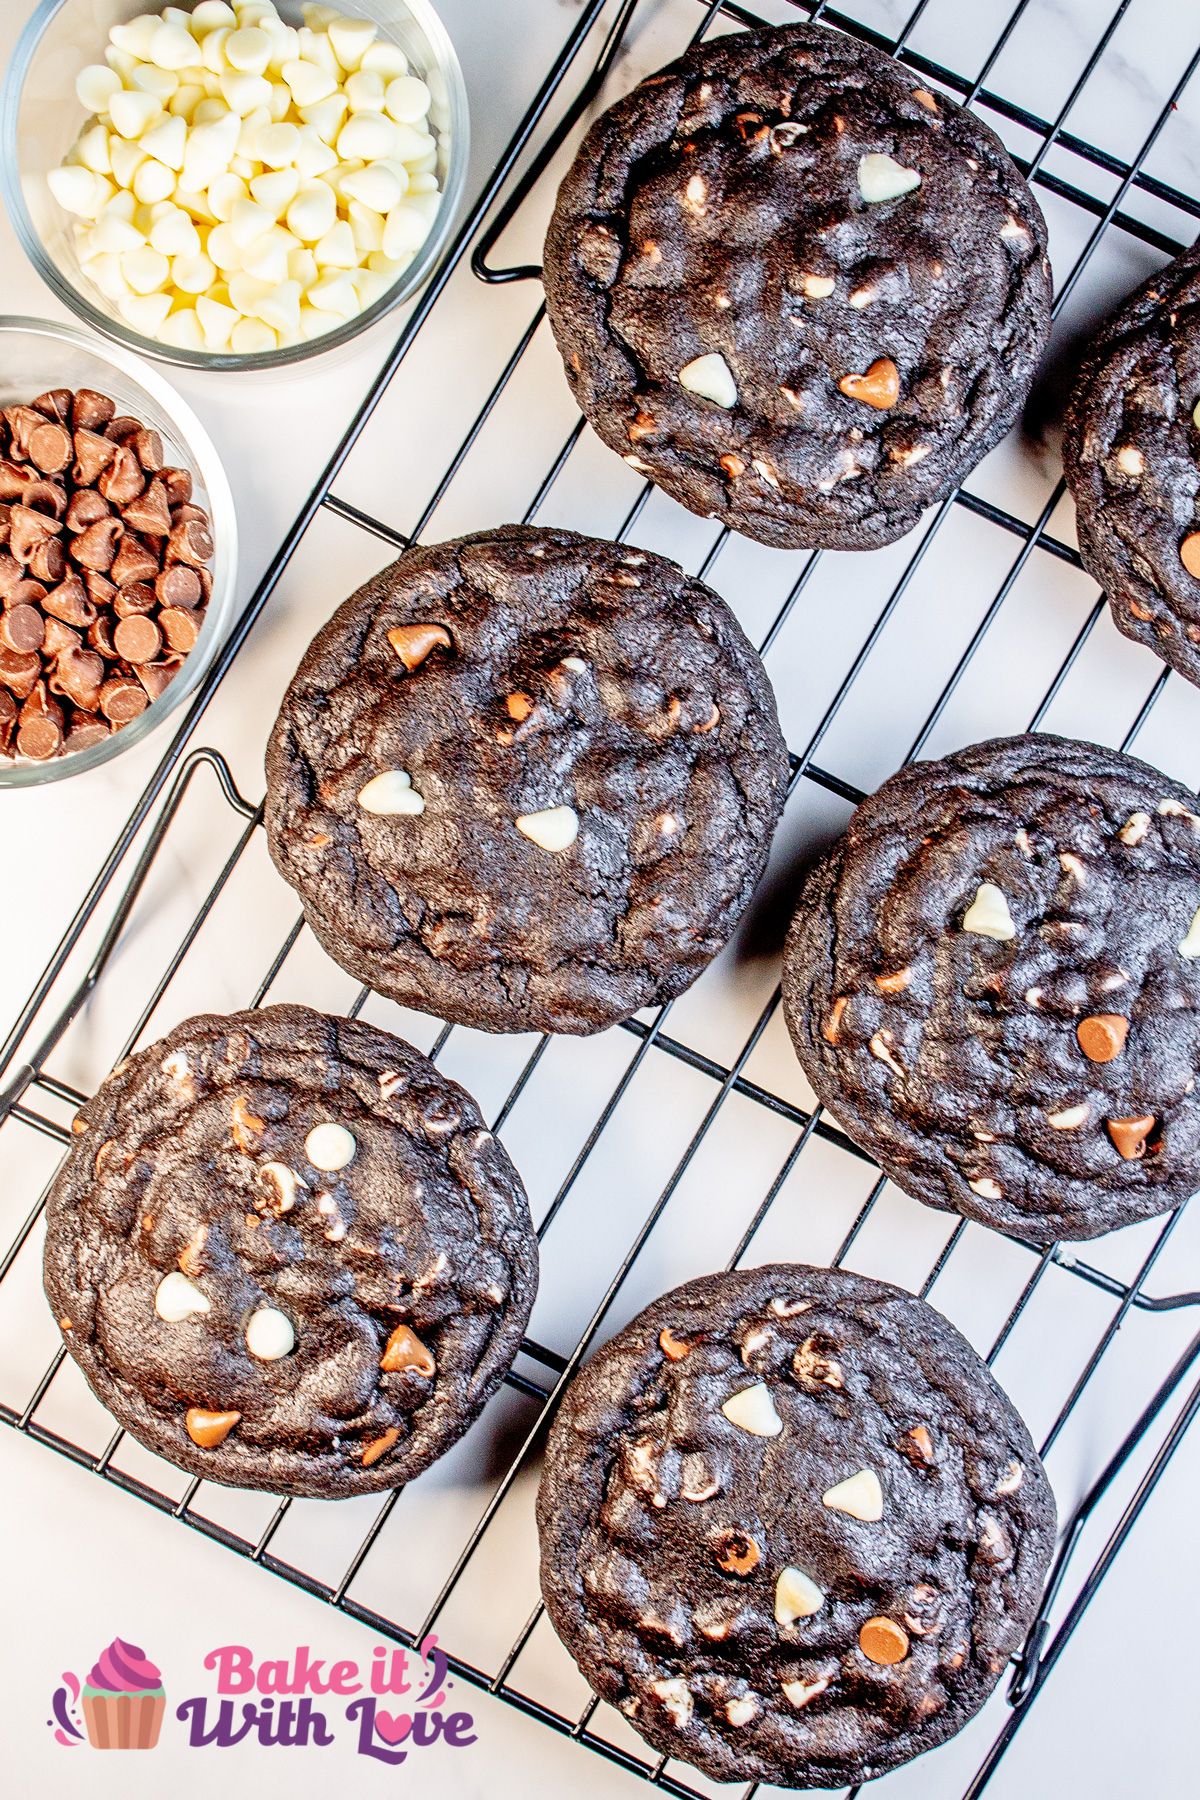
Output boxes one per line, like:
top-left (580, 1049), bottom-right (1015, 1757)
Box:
top-left (783, 733), bottom-right (1200, 1240)
top-left (1064, 240), bottom-right (1200, 687)
top-left (43, 1005), bottom-right (537, 1496)
top-left (537, 1264), bottom-right (1055, 1788)
top-left (264, 526), bottom-right (788, 1035)
top-left (543, 22), bottom-right (1051, 551)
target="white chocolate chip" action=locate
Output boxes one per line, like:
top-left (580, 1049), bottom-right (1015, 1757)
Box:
top-left (358, 769), bottom-right (425, 815)
top-left (781, 1673), bottom-right (833, 1709)
top-left (49, 0), bottom-right (443, 355)
top-left (822, 1468), bottom-right (883, 1521)
top-left (1179, 905), bottom-right (1200, 958)
top-left (858, 152), bottom-right (921, 203)
top-left (693, 1602), bottom-right (742, 1640)
top-left (679, 1455), bottom-right (720, 1503)
top-left (683, 173), bottom-right (707, 212)
top-left (1159, 798), bottom-right (1200, 823)
top-left (155, 1270), bottom-right (211, 1321)
top-left (47, 166), bottom-right (113, 219)
top-left (77, 63), bottom-right (124, 113)
top-left (305, 1122), bottom-right (357, 1171)
top-left (1118, 812), bottom-right (1150, 846)
top-left (515, 805), bottom-right (579, 852)
top-left (1059, 853), bottom-right (1087, 884)
top-left (793, 1336), bottom-right (843, 1390)
top-left (800, 273), bottom-right (835, 298)
top-left (775, 1566), bottom-right (825, 1624)
top-left (650, 1678), bottom-right (692, 1728)
top-left (996, 1460), bottom-right (1025, 1495)
top-left (769, 1295), bottom-right (812, 1318)
top-left (385, 75), bottom-right (432, 123)
top-left (725, 1696), bottom-right (759, 1727)
top-left (283, 58), bottom-right (338, 108)
top-left (245, 1305), bottom-right (295, 1360)
top-left (720, 1382), bottom-right (782, 1437)
top-left (678, 351), bottom-right (737, 408)
top-left (109, 88), bottom-right (163, 140)
top-left (149, 21), bottom-right (196, 71)
top-left (969, 1176), bottom-right (1002, 1200)
top-left (979, 1514), bottom-right (1011, 1561)
top-left (161, 1049), bottom-right (193, 1090)
top-left (1047, 1103), bottom-right (1089, 1130)
top-left (624, 1438), bottom-right (658, 1498)
top-left (962, 882), bottom-right (1016, 941)
top-left (328, 15), bottom-right (378, 73)
top-left (378, 1070), bottom-right (405, 1100)
top-left (1000, 216), bottom-right (1029, 240)
top-left (1115, 445), bottom-right (1145, 476)
top-left (869, 1030), bottom-right (905, 1079)
top-left (259, 1161), bottom-right (305, 1212)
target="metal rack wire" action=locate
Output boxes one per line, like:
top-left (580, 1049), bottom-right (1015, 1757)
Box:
top-left (3, 0), bottom-right (1200, 1793)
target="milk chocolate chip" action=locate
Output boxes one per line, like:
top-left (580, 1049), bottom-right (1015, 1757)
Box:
top-left (0, 385), bottom-right (216, 763)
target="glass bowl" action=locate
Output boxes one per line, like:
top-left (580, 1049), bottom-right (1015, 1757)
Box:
top-left (1, 0), bottom-right (469, 372)
top-left (0, 316), bottom-right (237, 786)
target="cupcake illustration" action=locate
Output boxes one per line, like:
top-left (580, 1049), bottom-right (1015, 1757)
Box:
top-left (80, 1639), bottom-right (165, 1749)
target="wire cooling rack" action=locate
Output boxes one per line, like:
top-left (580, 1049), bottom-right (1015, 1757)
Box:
top-left (4, 0), bottom-right (1200, 1793)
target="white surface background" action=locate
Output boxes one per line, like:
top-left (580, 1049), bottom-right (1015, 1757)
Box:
top-left (2, 0), bottom-right (1200, 1796)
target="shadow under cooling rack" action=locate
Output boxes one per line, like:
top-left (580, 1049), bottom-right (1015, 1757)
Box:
top-left (4, 1), bottom-right (1200, 1796)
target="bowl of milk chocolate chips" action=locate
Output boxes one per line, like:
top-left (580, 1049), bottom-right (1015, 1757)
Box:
top-left (0, 316), bottom-right (236, 784)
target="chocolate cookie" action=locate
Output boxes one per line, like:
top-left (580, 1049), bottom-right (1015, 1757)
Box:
top-left (543, 22), bottom-right (1051, 551)
top-left (783, 733), bottom-right (1200, 1240)
top-left (43, 1005), bottom-right (537, 1496)
top-left (264, 526), bottom-right (788, 1035)
top-left (1063, 239), bottom-right (1200, 687)
top-left (537, 1264), bottom-right (1054, 1788)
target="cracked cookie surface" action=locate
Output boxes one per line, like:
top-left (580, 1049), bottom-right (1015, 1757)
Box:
top-left (264, 525), bottom-right (788, 1034)
top-left (543, 21), bottom-right (1051, 551)
top-left (783, 733), bottom-right (1200, 1239)
top-left (43, 1005), bottom-right (537, 1496)
top-left (537, 1263), bottom-right (1054, 1788)
top-left (1064, 240), bottom-right (1200, 687)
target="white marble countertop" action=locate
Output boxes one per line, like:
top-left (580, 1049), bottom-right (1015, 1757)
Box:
top-left (2, 2), bottom-right (1199, 1796)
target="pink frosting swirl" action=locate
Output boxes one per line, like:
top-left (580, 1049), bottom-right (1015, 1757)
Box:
top-left (85, 1639), bottom-right (163, 1693)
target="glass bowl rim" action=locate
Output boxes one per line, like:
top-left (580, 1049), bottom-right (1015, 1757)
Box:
top-left (0, 0), bottom-right (471, 373)
top-left (0, 311), bottom-right (239, 787)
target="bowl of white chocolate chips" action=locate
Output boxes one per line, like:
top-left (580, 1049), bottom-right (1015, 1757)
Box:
top-left (3, 0), bottom-right (468, 366)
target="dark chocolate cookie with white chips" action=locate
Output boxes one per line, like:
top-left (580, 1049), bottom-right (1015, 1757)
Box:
top-left (43, 1005), bottom-right (537, 1496)
top-left (543, 22), bottom-right (1051, 551)
top-left (537, 1264), bottom-right (1055, 1789)
top-left (264, 525), bottom-right (788, 1035)
top-left (1063, 239), bottom-right (1200, 687)
top-left (783, 733), bottom-right (1200, 1240)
